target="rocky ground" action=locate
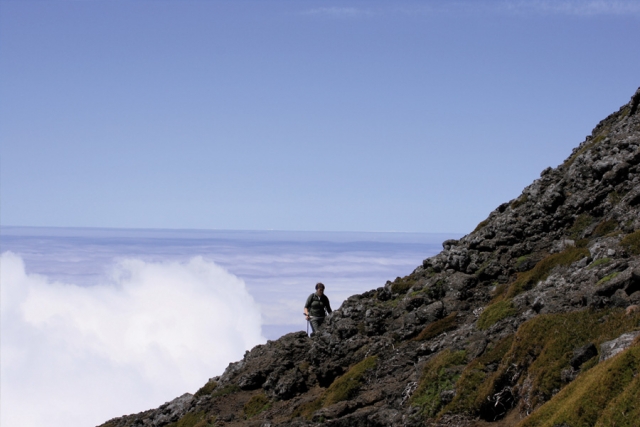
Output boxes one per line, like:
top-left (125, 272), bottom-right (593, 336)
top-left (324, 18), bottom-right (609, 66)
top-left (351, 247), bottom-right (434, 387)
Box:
top-left (99, 88), bottom-right (640, 427)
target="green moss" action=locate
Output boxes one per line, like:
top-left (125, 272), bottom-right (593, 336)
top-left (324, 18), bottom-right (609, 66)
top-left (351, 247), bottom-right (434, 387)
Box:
top-left (294, 356), bottom-right (378, 419)
top-left (592, 219), bottom-right (618, 237)
top-left (507, 247), bottom-right (590, 298)
top-left (194, 380), bottom-right (217, 397)
top-left (443, 335), bottom-right (514, 415)
top-left (414, 312), bottom-right (458, 341)
top-left (517, 343), bottom-right (640, 427)
top-left (411, 350), bottom-right (467, 418)
top-left (391, 276), bottom-right (415, 294)
top-left (515, 255), bottom-right (530, 269)
top-left (244, 394), bottom-right (271, 418)
top-left (620, 230), bottom-right (640, 255)
top-left (597, 271), bottom-right (620, 285)
top-left (569, 214), bottom-right (594, 239)
top-left (511, 194), bottom-right (528, 209)
top-left (576, 238), bottom-right (590, 248)
top-left (477, 300), bottom-right (517, 330)
top-left (473, 218), bottom-right (490, 233)
top-left (324, 355), bottom-right (377, 405)
top-left (588, 258), bottom-right (610, 269)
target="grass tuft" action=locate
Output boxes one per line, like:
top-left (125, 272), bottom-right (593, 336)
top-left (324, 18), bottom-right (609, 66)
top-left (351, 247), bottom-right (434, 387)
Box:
top-left (497, 309), bottom-right (640, 410)
top-left (414, 312), bottom-right (458, 341)
top-left (569, 214), bottom-right (594, 239)
top-left (165, 412), bottom-right (207, 427)
top-left (473, 218), bottom-right (490, 233)
top-left (211, 384), bottom-right (240, 398)
top-left (477, 300), bottom-right (517, 330)
top-left (391, 276), bottom-right (415, 294)
top-left (293, 356), bottom-right (378, 419)
top-left (194, 381), bottom-right (217, 397)
top-left (443, 335), bottom-right (514, 415)
top-left (511, 194), bottom-right (528, 209)
top-left (507, 247), bottom-right (589, 298)
top-left (620, 230), bottom-right (640, 255)
top-left (592, 219), bottom-right (618, 237)
top-left (244, 394), bottom-right (271, 418)
top-left (517, 343), bottom-right (640, 427)
top-left (411, 350), bottom-right (467, 418)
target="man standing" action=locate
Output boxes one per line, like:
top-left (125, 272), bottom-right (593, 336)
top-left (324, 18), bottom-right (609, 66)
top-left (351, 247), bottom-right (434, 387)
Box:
top-left (304, 282), bottom-right (332, 336)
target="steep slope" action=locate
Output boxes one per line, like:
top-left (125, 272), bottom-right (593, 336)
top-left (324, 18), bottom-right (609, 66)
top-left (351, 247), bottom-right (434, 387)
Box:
top-left (100, 88), bottom-right (640, 427)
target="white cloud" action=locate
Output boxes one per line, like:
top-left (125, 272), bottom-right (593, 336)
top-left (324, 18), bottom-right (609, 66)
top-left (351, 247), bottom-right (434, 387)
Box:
top-left (0, 252), bottom-right (264, 427)
top-left (315, 1), bottom-right (640, 18)
top-left (499, 0), bottom-right (640, 16)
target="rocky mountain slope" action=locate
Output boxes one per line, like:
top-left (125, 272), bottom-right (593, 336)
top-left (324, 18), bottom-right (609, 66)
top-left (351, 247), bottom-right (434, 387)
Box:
top-left (100, 88), bottom-right (640, 427)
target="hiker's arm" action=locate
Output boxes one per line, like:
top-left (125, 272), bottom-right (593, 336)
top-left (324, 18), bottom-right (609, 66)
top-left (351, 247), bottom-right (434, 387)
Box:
top-left (324, 296), bottom-right (332, 314)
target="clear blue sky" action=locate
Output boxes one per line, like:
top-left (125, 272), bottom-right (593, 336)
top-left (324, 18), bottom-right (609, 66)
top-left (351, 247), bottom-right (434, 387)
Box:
top-left (2, 0), bottom-right (639, 233)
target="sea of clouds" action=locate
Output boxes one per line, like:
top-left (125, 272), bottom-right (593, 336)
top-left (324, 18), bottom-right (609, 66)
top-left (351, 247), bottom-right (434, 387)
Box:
top-left (0, 227), bottom-right (458, 427)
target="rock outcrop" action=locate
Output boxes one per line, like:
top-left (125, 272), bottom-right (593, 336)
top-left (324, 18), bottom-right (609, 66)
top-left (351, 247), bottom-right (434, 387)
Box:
top-left (100, 88), bottom-right (640, 427)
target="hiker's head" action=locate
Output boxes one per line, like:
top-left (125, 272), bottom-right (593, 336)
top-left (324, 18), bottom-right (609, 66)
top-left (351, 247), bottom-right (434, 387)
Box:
top-left (315, 282), bottom-right (325, 294)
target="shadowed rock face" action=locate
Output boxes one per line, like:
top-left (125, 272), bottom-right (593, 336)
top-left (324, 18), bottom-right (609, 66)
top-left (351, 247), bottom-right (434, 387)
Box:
top-left (100, 88), bottom-right (640, 427)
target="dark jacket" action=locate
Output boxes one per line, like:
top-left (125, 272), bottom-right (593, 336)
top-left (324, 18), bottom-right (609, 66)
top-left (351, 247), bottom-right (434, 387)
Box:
top-left (305, 293), bottom-right (332, 318)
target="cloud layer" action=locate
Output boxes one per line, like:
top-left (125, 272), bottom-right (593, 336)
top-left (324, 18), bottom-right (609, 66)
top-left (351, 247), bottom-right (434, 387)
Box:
top-left (1, 252), bottom-right (264, 427)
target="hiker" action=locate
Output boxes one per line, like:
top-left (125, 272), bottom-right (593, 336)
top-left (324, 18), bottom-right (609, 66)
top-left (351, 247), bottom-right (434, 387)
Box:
top-left (304, 282), bottom-right (332, 336)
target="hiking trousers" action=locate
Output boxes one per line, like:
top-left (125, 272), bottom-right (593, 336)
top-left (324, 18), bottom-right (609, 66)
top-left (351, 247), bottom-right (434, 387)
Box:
top-left (309, 316), bottom-right (325, 335)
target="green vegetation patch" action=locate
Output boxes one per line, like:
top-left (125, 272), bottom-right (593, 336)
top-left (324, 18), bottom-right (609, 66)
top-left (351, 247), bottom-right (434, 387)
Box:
top-left (564, 131), bottom-right (608, 169)
top-left (517, 343), bottom-right (640, 427)
top-left (414, 312), bottom-right (458, 341)
top-left (515, 255), bottom-right (531, 270)
top-left (391, 276), bottom-right (415, 294)
top-left (444, 335), bottom-right (514, 415)
top-left (165, 412), bottom-right (210, 427)
top-left (411, 350), bottom-right (467, 418)
top-left (575, 238), bottom-right (590, 248)
top-left (592, 219), bottom-right (618, 237)
top-left (477, 300), bottom-right (517, 330)
top-left (473, 218), bottom-right (490, 233)
top-left (597, 271), bottom-right (620, 285)
top-left (511, 194), bottom-right (528, 209)
top-left (490, 283), bottom-right (508, 302)
top-left (620, 230), bottom-right (640, 255)
top-left (507, 247), bottom-right (590, 298)
top-left (194, 381), bottom-right (217, 397)
top-left (569, 214), bottom-right (594, 239)
top-left (294, 356), bottom-right (378, 419)
top-left (588, 258), bottom-right (610, 269)
top-left (324, 355), bottom-right (377, 405)
top-left (244, 393), bottom-right (271, 419)
top-left (444, 309), bottom-right (640, 421)
top-left (496, 310), bottom-right (640, 409)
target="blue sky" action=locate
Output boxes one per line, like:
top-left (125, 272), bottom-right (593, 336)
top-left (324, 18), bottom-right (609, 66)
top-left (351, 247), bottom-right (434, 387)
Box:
top-left (1, 0), bottom-right (639, 232)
